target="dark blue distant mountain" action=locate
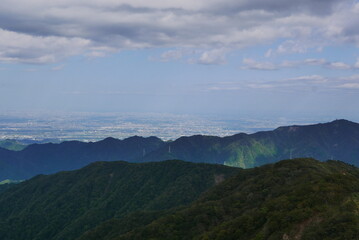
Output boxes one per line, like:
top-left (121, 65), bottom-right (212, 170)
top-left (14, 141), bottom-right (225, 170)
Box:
top-left (1, 119), bottom-right (359, 181)
top-left (0, 136), bottom-right (164, 180)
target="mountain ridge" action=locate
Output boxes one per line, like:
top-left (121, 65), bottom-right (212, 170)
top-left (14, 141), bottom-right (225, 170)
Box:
top-left (1, 119), bottom-right (359, 181)
top-left (140, 119), bottom-right (359, 167)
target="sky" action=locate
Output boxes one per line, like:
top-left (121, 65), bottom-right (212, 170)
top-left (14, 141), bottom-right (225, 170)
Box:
top-left (1, 0), bottom-right (359, 121)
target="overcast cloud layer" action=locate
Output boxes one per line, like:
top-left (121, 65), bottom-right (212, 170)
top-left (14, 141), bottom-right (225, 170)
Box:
top-left (0, 0), bottom-right (359, 63)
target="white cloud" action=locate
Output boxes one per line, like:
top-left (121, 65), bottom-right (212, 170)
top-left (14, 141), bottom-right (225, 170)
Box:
top-left (242, 57), bottom-right (358, 71)
top-left (246, 83), bottom-right (274, 89)
top-left (0, 28), bottom-right (90, 64)
top-left (195, 48), bottom-right (228, 65)
top-left (51, 64), bottom-right (65, 71)
top-left (304, 58), bottom-right (327, 66)
top-left (264, 49), bottom-right (273, 58)
top-left (160, 50), bottom-right (184, 62)
top-left (204, 73), bottom-right (359, 93)
top-left (242, 58), bottom-right (277, 70)
top-left (354, 58), bottom-right (359, 69)
top-left (276, 40), bottom-right (309, 55)
top-left (285, 75), bottom-right (326, 83)
top-left (337, 83), bottom-right (359, 89)
top-left (207, 86), bottom-right (242, 91)
top-left (328, 62), bottom-right (351, 70)
top-left (0, 0), bottom-right (358, 63)
top-left (303, 59), bottom-right (353, 70)
top-left (245, 74), bottom-right (329, 92)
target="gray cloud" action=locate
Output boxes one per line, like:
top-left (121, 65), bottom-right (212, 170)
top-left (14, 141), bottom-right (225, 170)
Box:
top-left (0, 0), bottom-right (358, 63)
top-left (209, 0), bottom-right (342, 16)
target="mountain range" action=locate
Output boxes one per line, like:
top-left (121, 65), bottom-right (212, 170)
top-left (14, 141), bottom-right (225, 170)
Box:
top-left (1, 119), bottom-right (359, 181)
top-left (0, 158), bottom-right (357, 240)
top-left (0, 136), bottom-right (164, 180)
top-left (141, 119), bottom-right (359, 167)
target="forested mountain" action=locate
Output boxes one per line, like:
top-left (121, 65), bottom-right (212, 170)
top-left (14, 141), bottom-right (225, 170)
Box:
top-left (0, 160), bottom-right (238, 240)
top-left (140, 119), bottom-right (359, 168)
top-left (0, 159), bottom-right (357, 240)
top-left (79, 159), bottom-right (359, 240)
top-left (1, 119), bottom-right (359, 181)
top-left (0, 181), bottom-right (18, 193)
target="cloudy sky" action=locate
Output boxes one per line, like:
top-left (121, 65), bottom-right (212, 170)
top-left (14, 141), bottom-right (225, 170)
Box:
top-left (1, 0), bottom-right (359, 120)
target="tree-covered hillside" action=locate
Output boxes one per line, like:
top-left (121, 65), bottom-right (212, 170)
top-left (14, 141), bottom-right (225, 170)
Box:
top-left (82, 159), bottom-right (359, 240)
top-left (0, 160), bottom-right (238, 240)
top-left (0, 180), bottom-right (19, 193)
top-left (0, 158), bottom-right (358, 240)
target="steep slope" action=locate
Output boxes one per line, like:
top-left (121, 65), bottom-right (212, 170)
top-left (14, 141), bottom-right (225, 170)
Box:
top-left (0, 181), bottom-right (19, 193)
top-left (140, 119), bottom-right (359, 168)
top-left (82, 159), bottom-right (359, 240)
top-left (0, 136), bottom-right (165, 180)
top-left (0, 160), bottom-right (239, 240)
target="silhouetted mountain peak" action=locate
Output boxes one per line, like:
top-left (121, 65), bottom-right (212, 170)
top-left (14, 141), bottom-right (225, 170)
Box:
top-left (123, 136), bottom-right (146, 143)
top-left (274, 119), bottom-right (357, 132)
top-left (327, 119), bottom-right (359, 126)
top-left (98, 137), bottom-right (120, 144)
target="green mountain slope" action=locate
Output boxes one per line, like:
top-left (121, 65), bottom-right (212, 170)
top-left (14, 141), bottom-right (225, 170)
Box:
top-left (140, 119), bottom-right (359, 168)
top-left (0, 180), bottom-right (20, 193)
top-left (80, 159), bottom-right (359, 240)
top-left (0, 160), bottom-right (239, 240)
top-left (0, 139), bottom-right (26, 151)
